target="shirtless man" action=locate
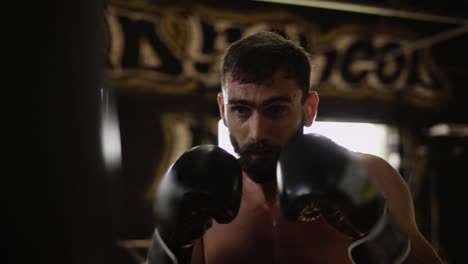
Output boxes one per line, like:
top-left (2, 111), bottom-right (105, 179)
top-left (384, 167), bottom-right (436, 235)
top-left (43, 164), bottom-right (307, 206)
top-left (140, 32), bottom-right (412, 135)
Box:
top-left (147, 31), bottom-right (443, 263)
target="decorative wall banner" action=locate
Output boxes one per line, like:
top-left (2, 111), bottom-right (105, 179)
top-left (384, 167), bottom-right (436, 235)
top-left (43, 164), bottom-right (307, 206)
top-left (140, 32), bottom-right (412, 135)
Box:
top-left (105, 2), bottom-right (450, 110)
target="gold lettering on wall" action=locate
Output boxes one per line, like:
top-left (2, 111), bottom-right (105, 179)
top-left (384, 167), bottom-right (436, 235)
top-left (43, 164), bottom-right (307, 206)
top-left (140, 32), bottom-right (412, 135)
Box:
top-left (105, 2), bottom-right (450, 108)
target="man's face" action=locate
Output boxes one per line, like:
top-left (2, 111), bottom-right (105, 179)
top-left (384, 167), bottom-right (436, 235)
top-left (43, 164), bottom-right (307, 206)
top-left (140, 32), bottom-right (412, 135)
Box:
top-left (218, 70), bottom-right (317, 183)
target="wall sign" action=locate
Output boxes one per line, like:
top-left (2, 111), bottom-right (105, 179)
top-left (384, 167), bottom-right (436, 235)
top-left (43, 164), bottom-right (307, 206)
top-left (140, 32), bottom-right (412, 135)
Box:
top-left (105, 3), bottom-right (450, 109)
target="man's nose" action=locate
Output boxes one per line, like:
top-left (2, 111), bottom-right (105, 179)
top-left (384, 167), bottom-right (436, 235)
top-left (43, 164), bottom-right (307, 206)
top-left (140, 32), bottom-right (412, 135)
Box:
top-left (248, 113), bottom-right (269, 142)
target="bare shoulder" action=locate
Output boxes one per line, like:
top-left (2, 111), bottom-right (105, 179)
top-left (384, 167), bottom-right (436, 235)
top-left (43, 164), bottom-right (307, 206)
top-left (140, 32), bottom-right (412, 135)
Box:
top-left (354, 152), bottom-right (408, 199)
top-left (354, 153), bottom-right (444, 263)
top-left (353, 152), bottom-right (416, 232)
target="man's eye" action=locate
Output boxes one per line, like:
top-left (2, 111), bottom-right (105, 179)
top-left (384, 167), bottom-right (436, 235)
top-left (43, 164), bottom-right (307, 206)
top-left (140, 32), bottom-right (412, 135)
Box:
top-left (231, 106), bottom-right (251, 117)
top-left (265, 105), bottom-right (287, 117)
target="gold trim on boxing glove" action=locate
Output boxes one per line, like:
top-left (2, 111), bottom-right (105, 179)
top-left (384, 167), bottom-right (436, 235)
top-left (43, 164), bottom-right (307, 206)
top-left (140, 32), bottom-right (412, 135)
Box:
top-left (298, 200), bottom-right (322, 222)
top-left (322, 203), bottom-right (369, 239)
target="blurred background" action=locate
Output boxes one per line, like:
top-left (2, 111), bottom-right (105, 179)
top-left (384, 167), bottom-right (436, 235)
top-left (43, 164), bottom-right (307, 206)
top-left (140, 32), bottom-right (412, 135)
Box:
top-left (35, 0), bottom-right (467, 263)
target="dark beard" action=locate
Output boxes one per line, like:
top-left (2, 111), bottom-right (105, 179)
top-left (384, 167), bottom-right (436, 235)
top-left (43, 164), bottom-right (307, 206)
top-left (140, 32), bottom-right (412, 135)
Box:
top-left (230, 124), bottom-right (304, 184)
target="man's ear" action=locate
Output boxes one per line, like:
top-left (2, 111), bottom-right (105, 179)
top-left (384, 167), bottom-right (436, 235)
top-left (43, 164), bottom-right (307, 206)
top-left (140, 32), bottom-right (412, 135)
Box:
top-left (303, 91), bottom-right (319, 127)
top-left (217, 92), bottom-right (227, 126)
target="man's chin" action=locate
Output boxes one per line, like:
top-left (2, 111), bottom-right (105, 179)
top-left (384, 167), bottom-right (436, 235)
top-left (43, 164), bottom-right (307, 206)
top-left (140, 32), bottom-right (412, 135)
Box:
top-left (245, 153), bottom-right (276, 162)
top-left (241, 157), bottom-right (278, 184)
top-left (248, 152), bottom-right (278, 162)
top-left (247, 173), bottom-right (275, 183)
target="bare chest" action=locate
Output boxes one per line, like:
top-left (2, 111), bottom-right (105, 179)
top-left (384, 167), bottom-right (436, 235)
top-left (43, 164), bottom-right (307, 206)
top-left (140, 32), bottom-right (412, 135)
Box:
top-left (202, 191), bottom-right (353, 264)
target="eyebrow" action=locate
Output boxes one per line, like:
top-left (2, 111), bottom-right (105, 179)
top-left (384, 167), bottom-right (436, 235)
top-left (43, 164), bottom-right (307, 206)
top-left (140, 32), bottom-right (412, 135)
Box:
top-left (228, 96), bottom-right (292, 107)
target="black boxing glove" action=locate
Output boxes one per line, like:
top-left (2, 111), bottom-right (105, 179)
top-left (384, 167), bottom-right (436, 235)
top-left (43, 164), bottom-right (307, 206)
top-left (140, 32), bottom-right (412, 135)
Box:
top-left (277, 133), bottom-right (410, 263)
top-left (147, 145), bottom-right (242, 264)
top-left (349, 209), bottom-right (410, 264)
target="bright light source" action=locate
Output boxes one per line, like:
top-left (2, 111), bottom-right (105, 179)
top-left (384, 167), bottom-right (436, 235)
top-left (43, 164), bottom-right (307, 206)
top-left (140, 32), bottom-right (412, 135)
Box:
top-left (218, 120), bottom-right (397, 166)
top-left (218, 120), bottom-right (237, 157)
top-left (100, 87), bottom-right (122, 173)
top-left (304, 121), bottom-right (388, 159)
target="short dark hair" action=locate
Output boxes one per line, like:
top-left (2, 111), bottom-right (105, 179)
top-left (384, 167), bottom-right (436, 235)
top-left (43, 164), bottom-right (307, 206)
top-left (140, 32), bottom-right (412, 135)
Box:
top-left (221, 31), bottom-right (311, 96)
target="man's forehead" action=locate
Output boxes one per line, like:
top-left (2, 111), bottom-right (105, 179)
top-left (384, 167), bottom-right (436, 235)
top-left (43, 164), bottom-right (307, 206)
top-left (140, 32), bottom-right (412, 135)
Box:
top-left (223, 82), bottom-right (301, 106)
top-left (225, 70), bottom-right (292, 86)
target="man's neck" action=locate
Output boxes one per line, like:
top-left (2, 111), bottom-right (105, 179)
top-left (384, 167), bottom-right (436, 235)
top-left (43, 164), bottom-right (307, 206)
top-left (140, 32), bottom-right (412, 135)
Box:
top-left (242, 171), bottom-right (279, 207)
top-left (260, 182), bottom-right (278, 206)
